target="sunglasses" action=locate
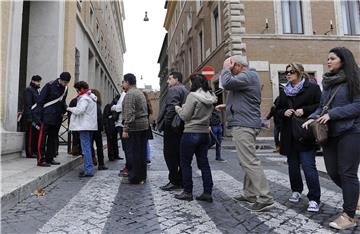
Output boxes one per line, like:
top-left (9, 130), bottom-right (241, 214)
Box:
top-left (285, 70), bottom-right (296, 75)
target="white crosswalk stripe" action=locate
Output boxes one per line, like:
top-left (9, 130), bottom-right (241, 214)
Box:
top-left (209, 170), bottom-right (333, 233)
top-left (148, 171), bottom-right (221, 234)
top-left (37, 171), bottom-right (121, 234)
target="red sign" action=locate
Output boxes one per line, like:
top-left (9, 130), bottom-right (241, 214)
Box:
top-left (201, 66), bottom-right (215, 79)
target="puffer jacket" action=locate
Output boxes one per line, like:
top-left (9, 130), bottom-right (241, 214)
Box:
top-left (68, 91), bottom-right (98, 131)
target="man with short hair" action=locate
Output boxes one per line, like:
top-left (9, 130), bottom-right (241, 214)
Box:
top-left (157, 71), bottom-right (188, 191)
top-left (217, 55), bottom-right (274, 211)
top-left (121, 73), bottom-right (149, 184)
top-left (23, 75), bottom-right (42, 158)
top-left (34, 72), bottom-right (70, 167)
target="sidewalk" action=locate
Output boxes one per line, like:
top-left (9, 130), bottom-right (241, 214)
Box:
top-left (1, 145), bottom-right (82, 213)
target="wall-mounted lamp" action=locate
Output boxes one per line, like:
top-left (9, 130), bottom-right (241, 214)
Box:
top-left (144, 11), bottom-right (149, 22)
top-left (324, 20), bottom-right (334, 35)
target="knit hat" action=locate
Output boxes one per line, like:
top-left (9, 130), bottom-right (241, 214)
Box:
top-left (31, 75), bottom-right (42, 81)
top-left (59, 72), bottom-right (71, 81)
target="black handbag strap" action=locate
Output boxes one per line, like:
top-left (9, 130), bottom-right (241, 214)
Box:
top-left (320, 85), bottom-right (341, 116)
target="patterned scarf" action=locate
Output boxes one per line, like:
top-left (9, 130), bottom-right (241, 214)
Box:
top-left (284, 78), bottom-right (305, 97)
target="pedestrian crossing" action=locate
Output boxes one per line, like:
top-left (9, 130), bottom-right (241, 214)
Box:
top-left (32, 168), bottom-right (347, 234)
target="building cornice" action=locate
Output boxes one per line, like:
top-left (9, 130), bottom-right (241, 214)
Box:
top-left (241, 34), bottom-right (360, 41)
top-left (164, 1), bottom-right (176, 30)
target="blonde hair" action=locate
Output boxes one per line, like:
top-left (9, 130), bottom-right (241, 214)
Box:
top-left (286, 62), bottom-right (309, 79)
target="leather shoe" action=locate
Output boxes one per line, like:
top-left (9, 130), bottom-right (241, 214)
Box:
top-left (160, 182), bottom-right (182, 191)
top-left (27, 154), bottom-right (37, 158)
top-left (196, 193), bottom-right (213, 203)
top-left (175, 191), bottom-right (193, 201)
top-left (114, 156), bottom-right (124, 160)
top-left (49, 160), bottom-right (60, 165)
top-left (98, 165), bottom-right (108, 170)
top-left (37, 162), bottom-right (51, 167)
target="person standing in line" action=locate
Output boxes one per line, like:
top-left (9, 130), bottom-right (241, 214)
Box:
top-left (157, 71), bottom-right (189, 191)
top-left (266, 96), bottom-right (281, 153)
top-left (68, 96), bottom-right (81, 156)
top-left (303, 47), bottom-right (360, 230)
top-left (103, 95), bottom-right (120, 161)
top-left (216, 55), bottom-right (274, 212)
top-left (23, 75), bottom-right (42, 158)
top-left (91, 89), bottom-right (108, 170)
top-left (174, 74), bottom-right (217, 202)
top-left (121, 73), bottom-right (149, 184)
top-left (34, 72), bottom-right (71, 167)
top-left (276, 63), bottom-right (322, 212)
top-left (208, 109), bottom-right (226, 162)
top-left (112, 90), bottom-right (128, 176)
top-left (67, 81), bottom-right (97, 177)
top-left (143, 91), bottom-right (154, 165)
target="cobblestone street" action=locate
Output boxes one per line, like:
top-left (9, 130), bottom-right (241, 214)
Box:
top-left (1, 135), bottom-right (359, 234)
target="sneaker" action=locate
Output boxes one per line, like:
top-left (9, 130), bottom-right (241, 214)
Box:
top-left (215, 158), bottom-right (227, 162)
top-left (174, 191), bottom-right (193, 201)
top-left (289, 192), bottom-right (301, 203)
top-left (329, 212), bottom-right (357, 230)
top-left (48, 160), bottom-right (60, 165)
top-left (307, 201), bottom-right (320, 212)
top-left (196, 193), bottom-right (213, 203)
top-left (233, 195), bottom-right (256, 204)
top-left (247, 201), bottom-right (274, 212)
top-left (79, 171), bottom-right (94, 177)
top-left (146, 160), bottom-right (152, 165)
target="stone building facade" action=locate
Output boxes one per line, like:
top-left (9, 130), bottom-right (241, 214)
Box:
top-left (162, 0), bottom-right (360, 136)
top-left (1, 0), bottom-right (126, 157)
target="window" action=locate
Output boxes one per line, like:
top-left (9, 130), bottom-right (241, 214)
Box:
top-left (75, 48), bottom-right (80, 82)
top-left (89, 6), bottom-right (94, 31)
top-left (181, 28), bottom-right (184, 44)
top-left (77, 0), bottom-right (82, 11)
top-left (187, 7), bottom-right (192, 32)
top-left (281, 0), bottom-right (303, 34)
top-left (175, 41), bottom-right (178, 55)
top-left (212, 6), bottom-right (221, 49)
top-left (198, 31), bottom-right (204, 63)
top-left (341, 0), bottom-right (360, 35)
top-left (196, 0), bottom-right (203, 13)
top-left (188, 47), bottom-right (193, 74)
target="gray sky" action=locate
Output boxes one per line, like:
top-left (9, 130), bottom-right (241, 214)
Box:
top-left (123, 0), bottom-right (167, 90)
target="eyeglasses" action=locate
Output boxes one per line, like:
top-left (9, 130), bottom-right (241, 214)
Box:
top-left (285, 70), bottom-right (296, 75)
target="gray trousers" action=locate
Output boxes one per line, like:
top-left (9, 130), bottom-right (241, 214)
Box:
top-left (232, 126), bottom-right (273, 203)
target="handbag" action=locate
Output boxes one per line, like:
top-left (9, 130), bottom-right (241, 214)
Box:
top-left (171, 114), bottom-right (184, 133)
top-left (309, 85), bottom-right (341, 145)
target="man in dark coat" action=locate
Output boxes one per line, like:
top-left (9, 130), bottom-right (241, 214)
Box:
top-left (33, 72), bottom-right (71, 167)
top-left (157, 71), bottom-right (189, 191)
top-left (103, 95), bottom-right (120, 161)
top-left (23, 75), bottom-right (42, 158)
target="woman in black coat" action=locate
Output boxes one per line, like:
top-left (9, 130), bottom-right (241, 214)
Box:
top-left (276, 62), bottom-right (321, 212)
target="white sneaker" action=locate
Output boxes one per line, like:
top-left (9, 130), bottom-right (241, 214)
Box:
top-left (307, 200), bottom-right (320, 212)
top-left (289, 192), bottom-right (301, 203)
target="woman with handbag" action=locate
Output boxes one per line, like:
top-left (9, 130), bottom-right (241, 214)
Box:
top-left (174, 74), bottom-right (217, 202)
top-left (276, 62), bottom-right (322, 212)
top-left (303, 47), bottom-right (360, 230)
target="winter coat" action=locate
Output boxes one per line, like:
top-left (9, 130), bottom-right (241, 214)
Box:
top-left (157, 83), bottom-right (189, 131)
top-left (309, 82), bottom-right (360, 137)
top-left (33, 79), bottom-right (68, 125)
top-left (23, 83), bottom-right (40, 122)
top-left (276, 79), bottom-right (321, 155)
top-left (175, 89), bottom-right (218, 133)
top-left (103, 103), bottom-right (116, 134)
top-left (221, 68), bottom-right (262, 129)
top-left (68, 92), bottom-right (98, 131)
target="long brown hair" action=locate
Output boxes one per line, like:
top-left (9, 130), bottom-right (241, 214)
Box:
top-left (91, 89), bottom-right (102, 106)
top-left (143, 91), bottom-right (153, 115)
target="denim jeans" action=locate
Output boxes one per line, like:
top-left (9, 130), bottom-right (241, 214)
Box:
top-left (180, 133), bottom-right (213, 194)
top-left (79, 131), bottom-right (94, 176)
top-left (208, 125), bottom-right (223, 159)
top-left (146, 141), bottom-right (151, 161)
top-left (287, 150), bottom-right (321, 203)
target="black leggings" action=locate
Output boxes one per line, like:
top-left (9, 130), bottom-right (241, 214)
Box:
top-left (322, 132), bottom-right (360, 218)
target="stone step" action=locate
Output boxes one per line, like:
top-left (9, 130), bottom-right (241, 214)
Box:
top-left (1, 147), bottom-right (82, 214)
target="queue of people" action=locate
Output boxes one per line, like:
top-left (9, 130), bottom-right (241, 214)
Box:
top-left (22, 46), bottom-right (359, 230)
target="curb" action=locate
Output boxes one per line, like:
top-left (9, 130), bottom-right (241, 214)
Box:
top-left (1, 156), bottom-right (82, 214)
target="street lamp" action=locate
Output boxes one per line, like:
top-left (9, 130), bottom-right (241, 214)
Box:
top-left (144, 11), bottom-right (149, 21)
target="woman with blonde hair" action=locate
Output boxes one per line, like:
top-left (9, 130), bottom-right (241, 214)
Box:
top-left (276, 62), bottom-right (322, 212)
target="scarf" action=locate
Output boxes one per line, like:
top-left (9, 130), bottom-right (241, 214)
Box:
top-left (322, 70), bottom-right (346, 90)
top-left (77, 89), bottom-right (90, 97)
top-left (284, 78), bottom-right (305, 97)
